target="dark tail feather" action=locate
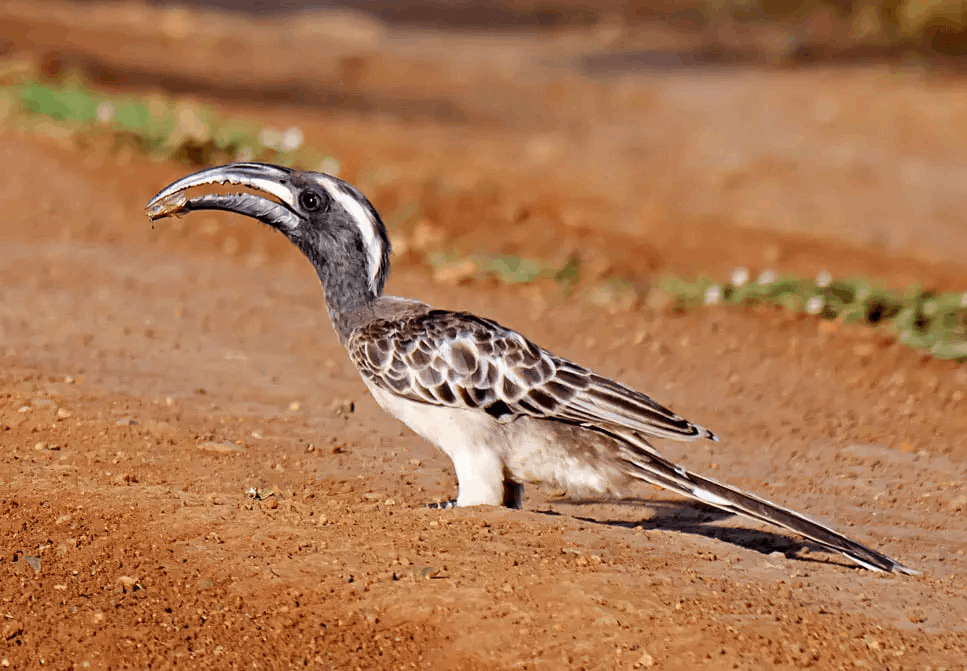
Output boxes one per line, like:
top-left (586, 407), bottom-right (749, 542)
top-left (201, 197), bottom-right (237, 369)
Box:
top-left (619, 447), bottom-right (918, 575)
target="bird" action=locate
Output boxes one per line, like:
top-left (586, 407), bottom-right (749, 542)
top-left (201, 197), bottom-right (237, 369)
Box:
top-left (145, 162), bottom-right (916, 575)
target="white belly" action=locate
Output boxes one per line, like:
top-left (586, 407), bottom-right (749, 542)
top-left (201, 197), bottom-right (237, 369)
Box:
top-left (362, 378), bottom-right (619, 505)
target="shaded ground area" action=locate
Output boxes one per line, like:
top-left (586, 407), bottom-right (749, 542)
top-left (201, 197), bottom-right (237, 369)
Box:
top-left (2, 2), bottom-right (967, 669)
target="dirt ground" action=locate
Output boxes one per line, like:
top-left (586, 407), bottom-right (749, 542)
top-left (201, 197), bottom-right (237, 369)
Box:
top-left (2, 2), bottom-right (967, 669)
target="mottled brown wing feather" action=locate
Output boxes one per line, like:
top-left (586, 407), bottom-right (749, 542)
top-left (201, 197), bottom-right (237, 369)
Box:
top-left (348, 310), bottom-right (714, 442)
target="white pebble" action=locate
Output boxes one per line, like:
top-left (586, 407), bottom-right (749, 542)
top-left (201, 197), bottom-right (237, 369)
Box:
top-left (730, 267), bottom-right (749, 287)
top-left (805, 295), bottom-right (824, 315)
top-left (281, 126), bottom-right (304, 152)
top-left (95, 102), bottom-right (115, 123)
top-left (816, 270), bottom-right (832, 288)
top-left (703, 284), bottom-right (722, 305)
top-left (757, 269), bottom-right (777, 285)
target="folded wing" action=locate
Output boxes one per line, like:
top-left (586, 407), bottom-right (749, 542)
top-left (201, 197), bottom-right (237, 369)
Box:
top-left (349, 309), bottom-right (715, 443)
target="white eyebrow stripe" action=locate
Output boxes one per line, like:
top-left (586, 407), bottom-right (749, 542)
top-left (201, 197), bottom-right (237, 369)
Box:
top-left (317, 176), bottom-right (383, 293)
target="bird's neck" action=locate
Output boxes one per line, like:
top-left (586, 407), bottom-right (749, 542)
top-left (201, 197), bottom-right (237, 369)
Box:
top-left (308, 250), bottom-right (380, 345)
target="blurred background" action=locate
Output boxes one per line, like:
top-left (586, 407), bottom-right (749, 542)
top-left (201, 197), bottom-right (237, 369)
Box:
top-left (3, 0), bottom-right (967, 279)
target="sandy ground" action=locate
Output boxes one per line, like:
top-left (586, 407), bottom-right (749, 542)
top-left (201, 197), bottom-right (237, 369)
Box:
top-left (2, 2), bottom-right (967, 669)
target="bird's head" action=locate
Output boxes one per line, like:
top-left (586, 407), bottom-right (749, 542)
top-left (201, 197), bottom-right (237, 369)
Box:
top-left (145, 162), bottom-right (392, 300)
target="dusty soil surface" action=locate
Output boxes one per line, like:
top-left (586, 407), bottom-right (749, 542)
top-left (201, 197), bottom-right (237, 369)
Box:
top-left (2, 3), bottom-right (967, 669)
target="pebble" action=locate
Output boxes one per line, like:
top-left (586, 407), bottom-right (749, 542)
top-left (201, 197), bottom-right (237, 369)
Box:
top-left (116, 576), bottom-right (139, 593)
top-left (0, 619), bottom-right (22, 641)
top-left (56, 408), bottom-right (72, 419)
top-left (330, 398), bottom-right (355, 417)
top-left (288, 401), bottom-right (301, 412)
top-left (634, 649), bottom-right (655, 668)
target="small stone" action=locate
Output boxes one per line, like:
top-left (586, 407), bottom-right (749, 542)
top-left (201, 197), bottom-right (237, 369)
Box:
top-left (329, 399), bottom-right (355, 417)
top-left (116, 576), bottom-right (138, 590)
top-left (730, 267), bottom-right (750, 287)
top-left (281, 126), bottom-right (304, 152)
top-left (949, 494), bottom-right (967, 512)
top-left (64, 375), bottom-right (76, 384)
top-left (1, 619), bottom-right (22, 641)
top-left (266, 498), bottom-right (279, 510)
top-left (33, 442), bottom-right (48, 451)
top-left (56, 408), bottom-right (72, 419)
top-left (288, 401), bottom-right (301, 412)
top-left (635, 649), bottom-right (655, 668)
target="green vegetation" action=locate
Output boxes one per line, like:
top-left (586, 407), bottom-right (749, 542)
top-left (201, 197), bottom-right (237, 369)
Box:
top-left (658, 271), bottom-right (967, 361)
top-left (2, 63), bottom-right (964, 361)
top-left (0, 62), bottom-right (332, 169)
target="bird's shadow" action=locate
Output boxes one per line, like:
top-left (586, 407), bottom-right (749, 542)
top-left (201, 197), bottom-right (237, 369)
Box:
top-left (537, 497), bottom-right (853, 569)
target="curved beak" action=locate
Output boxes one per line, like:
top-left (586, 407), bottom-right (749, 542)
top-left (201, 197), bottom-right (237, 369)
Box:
top-left (144, 162), bottom-right (302, 231)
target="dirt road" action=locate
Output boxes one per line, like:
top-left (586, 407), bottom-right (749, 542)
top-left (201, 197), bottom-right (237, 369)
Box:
top-left (2, 3), bottom-right (967, 669)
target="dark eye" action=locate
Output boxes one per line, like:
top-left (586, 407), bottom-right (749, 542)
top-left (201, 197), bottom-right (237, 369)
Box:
top-left (299, 189), bottom-right (325, 212)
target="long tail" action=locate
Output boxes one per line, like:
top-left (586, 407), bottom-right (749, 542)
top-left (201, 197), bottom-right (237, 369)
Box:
top-left (615, 434), bottom-right (917, 574)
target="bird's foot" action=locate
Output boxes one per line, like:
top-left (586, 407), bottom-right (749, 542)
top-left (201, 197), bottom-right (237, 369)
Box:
top-left (427, 499), bottom-right (457, 510)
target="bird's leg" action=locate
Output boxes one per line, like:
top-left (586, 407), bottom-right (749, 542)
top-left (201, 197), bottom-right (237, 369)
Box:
top-left (451, 448), bottom-right (505, 507)
top-left (502, 480), bottom-right (524, 509)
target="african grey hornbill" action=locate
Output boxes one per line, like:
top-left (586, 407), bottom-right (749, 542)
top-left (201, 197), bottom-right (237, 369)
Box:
top-left (145, 162), bottom-right (917, 575)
